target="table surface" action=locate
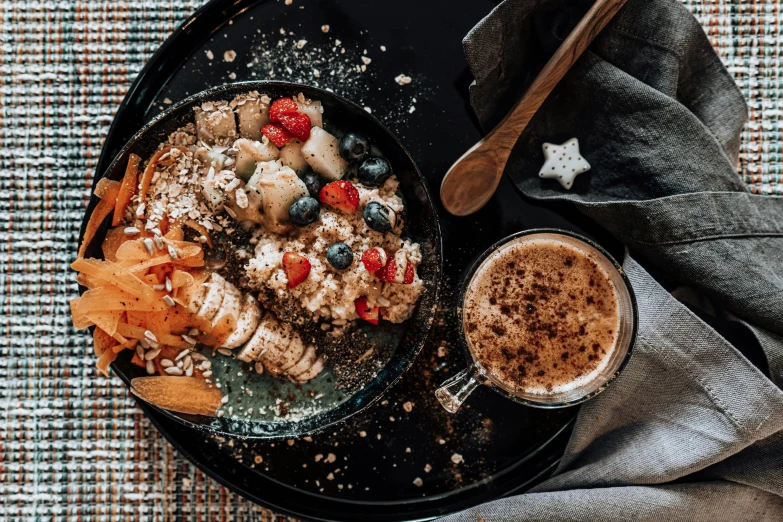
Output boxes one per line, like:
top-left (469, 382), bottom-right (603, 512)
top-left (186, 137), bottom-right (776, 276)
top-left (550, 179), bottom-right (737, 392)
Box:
top-left (2, 0), bottom-right (782, 521)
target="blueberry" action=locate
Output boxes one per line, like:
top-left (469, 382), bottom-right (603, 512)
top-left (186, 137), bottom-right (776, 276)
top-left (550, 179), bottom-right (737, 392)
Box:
top-left (339, 132), bottom-right (371, 162)
top-left (288, 197), bottom-right (320, 226)
top-left (300, 171), bottom-right (323, 198)
top-left (326, 242), bottom-right (354, 270)
top-left (357, 157), bottom-right (392, 187)
top-left (363, 201), bottom-right (396, 232)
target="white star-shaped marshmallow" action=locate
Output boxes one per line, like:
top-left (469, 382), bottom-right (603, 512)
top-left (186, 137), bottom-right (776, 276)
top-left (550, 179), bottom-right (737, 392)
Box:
top-left (538, 138), bottom-right (591, 190)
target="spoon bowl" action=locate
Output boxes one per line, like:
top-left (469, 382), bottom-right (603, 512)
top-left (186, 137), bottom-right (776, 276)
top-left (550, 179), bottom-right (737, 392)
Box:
top-left (439, 0), bottom-right (628, 216)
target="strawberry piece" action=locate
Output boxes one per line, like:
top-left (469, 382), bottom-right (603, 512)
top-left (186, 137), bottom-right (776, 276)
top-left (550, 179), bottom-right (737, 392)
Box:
top-left (404, 260), bottom-right (415, 284)
top-left (354, 297), bottom-right (380, 325)
top-left (269, 97), bottom-right (299, 123)
top-left (361, 247), bottom-right (388, 273)
top-left (376, 257), bottom-right (394, 282)
top-left (319, 180), bottom-right (359, 213)
top-left (377, 250), bottom-right (414, 284)
top-left (282, 252), bottom-right (311, 288)
top-left (261, 123), bottom-right (295, 147)
top-left (279, 112), bottom-right (312, 141)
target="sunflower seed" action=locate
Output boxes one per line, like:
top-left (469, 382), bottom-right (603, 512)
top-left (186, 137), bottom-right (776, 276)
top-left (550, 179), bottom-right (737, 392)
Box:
top-left (150, 227), bottom-right (162, 236)
top-left (224, 206), bottom-right (237, 219)
top-left (135, 345), bottom-right (145, 360)
top-left (198, 235), bottom-right (208, 243)
top-left (144, 349), bottom-right (161, 360)
top-left (199, 360), bottom-right (212, 370)
top-left (165, 277), bottom-right (173, 292)
top-left (162, 295), bottom-right (176, 307)
top-left (202, 370), bottom-right (213, 378)
top-left (136, 203), bottom-right (146, 216)
top-left (143, 238), bottom-right (155, 255)
top-left (176, 360), bottom-right (184, 369)
top-left (217, 348), bottom-right (233, 357)
top-left (225, 178), bottom-right (241, 192)
top-left (152, 284), bottom-right (166, 291)
top-left (140, 339), bottom-right (150, 349)
top-left (188, 328), bottom-right (200, 336)
top-left (146, 361), bottom-right (155, 374)
top-left (255, 362), bottom-right (265, 374)
top-left (185, 365), bottom-right (194, 377)
top-left (146, 340), bottom-right (159, 349)
top-left (190, 352), bottom-right (207, 361)
top-left (153, 236), bottom-right (164, 250)
top-left (160, 359), bottom-right (174, 368)
top-left (167, 245), bottom-right (179, 260)
top-left (376, 296), bottom-right (391, 307)
top-left (124, 227), bottom-right (140, 236)
top-left (183, 356), bottom-right (192, 370)
top-left (165, 367), bottom-right (184, 376)
top-left (144, 330), bottom-right (158, 342)
top-left (182, 335), bottom-right (198, 345)
top-left (175, 349), bottom-right (190, 361)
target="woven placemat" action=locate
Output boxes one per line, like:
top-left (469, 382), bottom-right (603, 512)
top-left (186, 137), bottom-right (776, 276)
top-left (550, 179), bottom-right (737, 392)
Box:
top-left (1, 0), bottom-right (780, 520)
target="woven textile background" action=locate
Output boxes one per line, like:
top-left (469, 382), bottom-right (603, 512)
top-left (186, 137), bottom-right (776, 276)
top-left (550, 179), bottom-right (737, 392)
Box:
top-left (0, 0), bottom-right (781, 520)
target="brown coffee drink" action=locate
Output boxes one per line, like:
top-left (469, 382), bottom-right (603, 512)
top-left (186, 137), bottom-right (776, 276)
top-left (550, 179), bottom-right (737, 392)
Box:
top-left (463, 237), bottom-right (620, 395)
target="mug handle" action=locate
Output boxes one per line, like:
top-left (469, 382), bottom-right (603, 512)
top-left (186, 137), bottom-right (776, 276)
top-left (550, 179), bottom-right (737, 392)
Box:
top-left (435, 366), bottom-right (485, 413)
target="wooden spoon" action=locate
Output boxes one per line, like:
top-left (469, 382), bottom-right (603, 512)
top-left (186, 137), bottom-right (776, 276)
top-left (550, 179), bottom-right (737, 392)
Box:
top-left (440, 0), bottom-right (628, 216)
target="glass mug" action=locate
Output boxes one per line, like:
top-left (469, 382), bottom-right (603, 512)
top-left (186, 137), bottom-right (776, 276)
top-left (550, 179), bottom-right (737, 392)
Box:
top-left (435, 229), bottom-right (638, 413)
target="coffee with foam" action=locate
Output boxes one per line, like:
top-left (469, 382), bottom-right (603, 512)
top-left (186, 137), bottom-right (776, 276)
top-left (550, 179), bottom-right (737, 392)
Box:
top-left (463, 237), bottom-right (620, 395)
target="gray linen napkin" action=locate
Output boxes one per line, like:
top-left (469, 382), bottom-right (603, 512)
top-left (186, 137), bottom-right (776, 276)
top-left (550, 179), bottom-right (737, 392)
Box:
top-left (442, 0), bottom-right (783, 519)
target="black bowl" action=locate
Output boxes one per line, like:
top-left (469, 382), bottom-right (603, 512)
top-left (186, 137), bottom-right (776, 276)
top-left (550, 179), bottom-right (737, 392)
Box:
top-left (78, 81), bottom-right (442, 439)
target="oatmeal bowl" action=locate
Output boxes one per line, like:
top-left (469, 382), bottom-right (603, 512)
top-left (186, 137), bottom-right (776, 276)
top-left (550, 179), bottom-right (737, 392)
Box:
top-left (73, 82), bottom-right (442, 438)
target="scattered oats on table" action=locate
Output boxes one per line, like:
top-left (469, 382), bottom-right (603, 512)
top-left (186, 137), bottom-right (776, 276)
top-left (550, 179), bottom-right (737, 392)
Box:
top-left (395, 73), bottom-right (412, 85)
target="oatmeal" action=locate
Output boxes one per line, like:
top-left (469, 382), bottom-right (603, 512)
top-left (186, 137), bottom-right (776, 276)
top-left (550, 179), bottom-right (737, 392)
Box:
top-left (246, 176), bottom-right (424, 323)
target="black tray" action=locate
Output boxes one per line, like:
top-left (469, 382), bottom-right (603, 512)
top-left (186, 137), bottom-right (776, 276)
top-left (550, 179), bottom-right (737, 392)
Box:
top-left (95, 0), bottom-right (624, 520)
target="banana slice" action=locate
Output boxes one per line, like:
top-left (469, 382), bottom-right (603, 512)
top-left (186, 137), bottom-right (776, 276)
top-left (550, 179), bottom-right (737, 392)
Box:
top-left (253, 313), bottom-right (296, 363)
top-left (236, 325), bottom-right (266, 362)
top-left (295, 355), bottom-right (325, 382)
top-left (222, 294), bottom-right (262, 349)
top-left (284, 345), bottom-right (317, 379)
top-left (196, 274), bottom-right (228, 322)
top-left (264, 332), bottom-right (305, 372)
top-left (236, 312), bottom-right (292, 362)
top-left (212, 279), bottom-right (241, 328)
top-left (263, 360), bottom-right (286, 378)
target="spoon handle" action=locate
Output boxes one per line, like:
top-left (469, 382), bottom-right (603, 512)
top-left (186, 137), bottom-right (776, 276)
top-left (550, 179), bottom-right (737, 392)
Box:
top-left (481, 0), bottom-right (628, 158)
